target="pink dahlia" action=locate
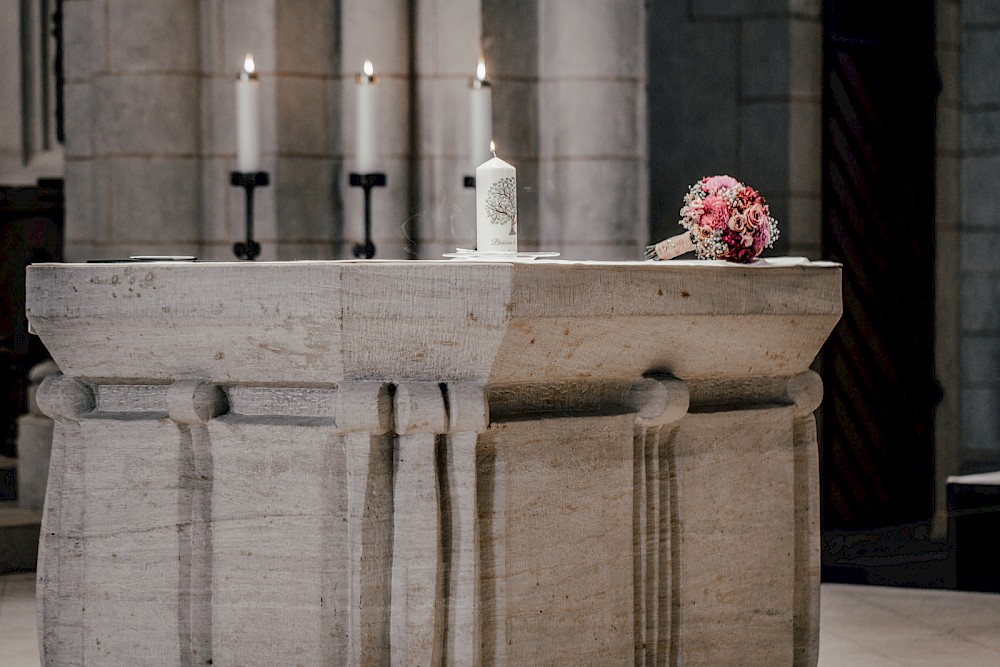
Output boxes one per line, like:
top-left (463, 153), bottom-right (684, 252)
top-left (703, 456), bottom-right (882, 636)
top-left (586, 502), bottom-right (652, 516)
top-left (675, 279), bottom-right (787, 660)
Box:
top-left (699, 194), bottom-right (731, 230)
top-left (701, 175), bottom-right (740, 192)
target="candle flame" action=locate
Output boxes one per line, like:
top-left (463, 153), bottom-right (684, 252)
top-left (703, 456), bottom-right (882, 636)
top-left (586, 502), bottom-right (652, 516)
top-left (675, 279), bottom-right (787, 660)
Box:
top-left (363, 60), bottom-right (374, 77)
top-left (476, 57), bottom-right (486, 82)
top-left (243, 53), bottom-right (255, 75)
top-left (490, 140), bottom-right (496, 158)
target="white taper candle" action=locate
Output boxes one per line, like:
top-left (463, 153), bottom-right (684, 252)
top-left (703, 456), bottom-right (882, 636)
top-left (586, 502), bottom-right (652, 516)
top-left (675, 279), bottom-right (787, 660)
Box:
top-left (236, 53), bottom-right (260, 172)
top-left (356, 60), bottom-right (379, 173)
top-left (469, 57), bottom-right (492, 173)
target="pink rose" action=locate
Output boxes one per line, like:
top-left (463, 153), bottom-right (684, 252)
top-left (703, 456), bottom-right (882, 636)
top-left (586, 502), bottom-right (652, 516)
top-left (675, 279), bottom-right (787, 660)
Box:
top-left (728, 212), bottom-right (748, 232)
top-left (699, 195), bottom-right (731, 231)
top-left (745, 203), bottom-right (767, 230)
top-left (701, 175), bottom-right (740, 192)
top-left (696, 225), bottom-right (715, 241)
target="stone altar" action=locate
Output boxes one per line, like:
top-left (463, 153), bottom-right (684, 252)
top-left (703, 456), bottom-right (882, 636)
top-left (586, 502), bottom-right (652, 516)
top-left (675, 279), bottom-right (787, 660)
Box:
top-left (26, 258), bottom-right (841, 666)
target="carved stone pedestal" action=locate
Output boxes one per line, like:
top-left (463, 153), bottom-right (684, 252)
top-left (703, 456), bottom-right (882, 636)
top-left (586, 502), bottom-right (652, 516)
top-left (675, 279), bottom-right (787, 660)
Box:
top-left (26, 258), bottom-right (841, 666)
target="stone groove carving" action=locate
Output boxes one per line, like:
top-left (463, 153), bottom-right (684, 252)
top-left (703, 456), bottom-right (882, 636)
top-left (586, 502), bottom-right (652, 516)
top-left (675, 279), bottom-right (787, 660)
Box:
top-left (32, 372), bottom-right (825, 666)
top-left (631, 375), bottom-right (688, 665)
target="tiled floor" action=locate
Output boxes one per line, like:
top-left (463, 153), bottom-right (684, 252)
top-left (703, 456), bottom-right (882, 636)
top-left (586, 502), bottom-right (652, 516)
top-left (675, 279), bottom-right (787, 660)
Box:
top-left (818, 583), bottom-right (1000, 666)
top-left (0, 573), bottom-right (40, 666)
top-left (2, 573), bottom-right (999, 665)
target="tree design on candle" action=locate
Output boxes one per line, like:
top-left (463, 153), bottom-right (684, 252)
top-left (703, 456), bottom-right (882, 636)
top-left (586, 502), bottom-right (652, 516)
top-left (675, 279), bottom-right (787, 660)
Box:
top-left (486, 176), bottom-right (517, 235)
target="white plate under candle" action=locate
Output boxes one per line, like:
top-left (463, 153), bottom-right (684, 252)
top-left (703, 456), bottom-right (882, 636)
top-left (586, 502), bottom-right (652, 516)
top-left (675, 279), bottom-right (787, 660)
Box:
top-left (443, 249), bottom-right (559, 261)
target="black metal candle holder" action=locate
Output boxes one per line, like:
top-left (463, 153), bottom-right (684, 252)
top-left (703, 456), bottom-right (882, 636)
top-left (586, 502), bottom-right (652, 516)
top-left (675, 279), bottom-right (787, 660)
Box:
top-left (463, 176), bottom-right (475, 188)
top-left (349, 172), bottom-right (386, 259)
top-left (230, 171), bottom-right (269, 260)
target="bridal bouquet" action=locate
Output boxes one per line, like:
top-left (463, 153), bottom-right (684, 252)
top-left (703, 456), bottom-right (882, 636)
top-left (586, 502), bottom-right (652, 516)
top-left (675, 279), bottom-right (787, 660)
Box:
top-left (646, 175), bottom-right (779, 263)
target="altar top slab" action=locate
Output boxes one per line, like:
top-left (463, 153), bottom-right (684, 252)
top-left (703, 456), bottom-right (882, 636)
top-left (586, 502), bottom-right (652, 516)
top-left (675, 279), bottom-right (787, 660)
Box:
top-left (26, 258), bottom-right (842, 385)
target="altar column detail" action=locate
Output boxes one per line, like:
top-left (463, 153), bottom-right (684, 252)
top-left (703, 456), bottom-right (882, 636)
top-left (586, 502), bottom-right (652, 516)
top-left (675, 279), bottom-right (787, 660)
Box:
top-left (389, 382), bottom-right (490, 666)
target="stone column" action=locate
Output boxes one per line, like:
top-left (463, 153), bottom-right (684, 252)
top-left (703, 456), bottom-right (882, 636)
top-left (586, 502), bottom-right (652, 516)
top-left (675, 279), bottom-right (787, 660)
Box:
top-left (956, 3), bottom-right (1000, 488)
top-left (390, 383), bottom-right (447, 665)
top-left (166, 380), bottom-right (229, 667)
top-left (62, 0), bottom-right (202, 261)
top-left (61, 0), bottom-right (349, 261)
top-left (197, 0), bottom-right (348, 260)
top-left (630, 375), bottom-right (689, 665)
top-left (482, 0), bottom-right (541, 252)
top-left (785, 371), bottom-right (824, 666)
top-left (388, 382), bottom-right (490, 665)
top-left (412, 0), bottom-right (483, 258)
top-left (0, 0), bottom-right (64, 184)
top-left (648, 0), bottom-right (823, 259)
top-left (340, 0), bottom-right (415, 260)
top-left (540, 0), bottom-right (647, 260)
top-left (933, 0), bottom-right (961, 537)
top-left (483, 0), bottom-right (647, 260)
top-left (441, 383), bottom-right (489, 665)
top-left (0, 0), bottom-right (23, 180)
top-left (34, 372), bottom-right (94, 667)
top-left (336, 383), bottom-right (394, 665)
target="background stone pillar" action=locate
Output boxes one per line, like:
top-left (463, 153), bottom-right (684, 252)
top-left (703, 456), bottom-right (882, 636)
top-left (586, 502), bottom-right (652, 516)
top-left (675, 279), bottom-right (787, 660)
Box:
top-left (272, 0), bottom-right (342, 258)
top-left (340, 0), bottom-right (415, 260)
top-left (648, 0), bottom-right (823, 259)
top-left (535, 0), bottom-right (647, 260)
top-left (485, 0), bottom-right (649, 260)
top-left (955, 3), bottom-right (1000, 475)
top-left (412, 0), bottom-right (482, 258)
top-left (0, 0), bottom-right (23, 181)
top-left (200, 0), bottom-right (277, 260)
top-left (482, 0), bottom-right (540, 254)
top-left (63, 0), bottom-right (202, 261)
top-left (0, 0), bottom-right (64, 184)
top-left (197, 0), bottom-right (346, 260)
top-left (934, 0), bottom-right (961, 535)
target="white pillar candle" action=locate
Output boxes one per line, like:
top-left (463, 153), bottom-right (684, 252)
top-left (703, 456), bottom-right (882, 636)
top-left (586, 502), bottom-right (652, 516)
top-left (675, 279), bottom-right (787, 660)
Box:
top-left (356, 60), bottom-right (379, 173)
top-left (235, 53), bottom-right (260, 173)
top-left (469, 57), bottom-right (492, 173)
top-left (475, 142), bottom-right (517, 253)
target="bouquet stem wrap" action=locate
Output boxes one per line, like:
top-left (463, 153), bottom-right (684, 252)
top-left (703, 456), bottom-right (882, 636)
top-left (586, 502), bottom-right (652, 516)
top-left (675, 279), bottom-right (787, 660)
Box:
top-left (646, 233), bottom-right (695, 260)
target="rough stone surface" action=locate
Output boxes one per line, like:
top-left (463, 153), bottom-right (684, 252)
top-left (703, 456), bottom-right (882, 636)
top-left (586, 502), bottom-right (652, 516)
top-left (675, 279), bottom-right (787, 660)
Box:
top-left (27, 259), bottom-right (840, 666)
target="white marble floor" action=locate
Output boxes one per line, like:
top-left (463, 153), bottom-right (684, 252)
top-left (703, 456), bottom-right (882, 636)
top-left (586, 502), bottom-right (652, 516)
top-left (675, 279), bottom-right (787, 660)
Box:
top-left (818, 583), bottom-right (1000, 666)
top-left (2, 572), bottom-right (999, 665)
